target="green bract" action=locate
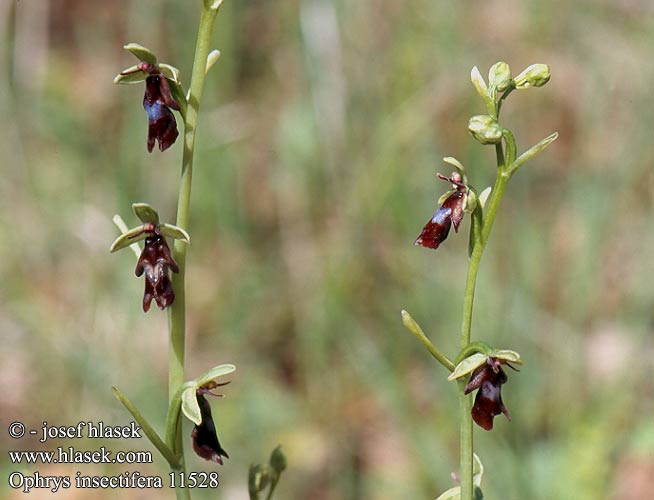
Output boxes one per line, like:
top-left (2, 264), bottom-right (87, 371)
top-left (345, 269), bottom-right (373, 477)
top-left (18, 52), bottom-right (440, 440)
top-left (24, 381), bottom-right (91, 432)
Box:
top-left (206, 0), bottom-right (225, 11)
top-left (470, 66), bottom-right (489, 102)
top-left (206, 50), bottom-right (222, 74)
top-left (248, 464), bottom-right (269, 499)
top-left (463, 188), bottom-right (478, 214)
top-left (509, 132), bottom-right (559, 175)
top-left (478, 187), bottom-right (492, 208)
top-left (435, 454), bottom-right (485, 500)
top-left (248, 446), bottom-right (288, 500)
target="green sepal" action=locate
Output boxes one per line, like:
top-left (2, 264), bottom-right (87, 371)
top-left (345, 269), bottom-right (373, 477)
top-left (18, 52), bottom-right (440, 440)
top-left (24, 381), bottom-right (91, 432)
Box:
top-left (206, 50), bottom-right (221, 74)
top-left (158, 63), bottom-right (180, 83)
top-left (124, 43), bottom-right (157, 65)
top-left (270, 445), bottom-right (287, 474)
top-left (114, 65), bottom-right (147, 85)
top-left (437, 189), bottom-right (457, 205)
top-left (181, 385), bottom-right (202, 425)
top-left (178, 364), bottom-right (236, 426)
top-left (454, 341), bottom-right (494, 365)
top-left (110, 225), bottom-right (149, 253)
top-left (194, 363), bottom-right (236, 388)
top-left (112, 215), bottom-right (142, 258)
top-left (489, 349), bottom-right (523, 365)
top-left (443, 157), bottom-right (468, 186)
top-left (132, 203), bottom-right (160, 225)
top-left (443, 156), bottom-right (465, 174)
top-left (159, 223), bottom-right (191, 244)
top-left (448, 352), bottom-right (488, 381)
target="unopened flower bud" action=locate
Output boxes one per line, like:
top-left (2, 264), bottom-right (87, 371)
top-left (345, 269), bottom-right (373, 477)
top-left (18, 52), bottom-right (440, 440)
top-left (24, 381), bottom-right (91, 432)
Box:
top-left (468, 115), bottom-right (502, 145)
top-left (514, 64), bottom-right (551, 89)
top-left (270, 445), bottom-right (287, 473)
top-left (488, 62), bottom-right (512, 92)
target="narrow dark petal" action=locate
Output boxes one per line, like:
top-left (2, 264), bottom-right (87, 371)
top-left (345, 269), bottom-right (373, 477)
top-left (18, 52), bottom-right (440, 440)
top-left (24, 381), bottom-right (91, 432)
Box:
top-left (158, 76), bottom-right (181, 111)
top-left (192, 393), bottom-right (229, 464)
top-left (142, 277), bottom-right (155, 312)
top-left (444, 191), bottom-right (466, 232)
top-left (464, 365), bottom-right (488, 395)
top-left (414, 206), bottom-right (452, 249)
top-left (153, 236), bottom-right (179, 273)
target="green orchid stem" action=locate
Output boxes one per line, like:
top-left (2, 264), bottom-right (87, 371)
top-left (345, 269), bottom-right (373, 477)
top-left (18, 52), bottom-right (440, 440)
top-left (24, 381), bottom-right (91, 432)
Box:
top-left (458, 139), bottom-right (511, 499)
top-left (458, 380), bottom-right (474, 499)
top-left (265, 476), bottom-right (281, 500)
top-left (167, 4), bottom-right (220, 500)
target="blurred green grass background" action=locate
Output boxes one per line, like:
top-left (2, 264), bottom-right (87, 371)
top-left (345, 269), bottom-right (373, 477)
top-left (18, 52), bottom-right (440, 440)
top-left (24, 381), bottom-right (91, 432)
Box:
top-left (1, 0), bottom-right (653, 499)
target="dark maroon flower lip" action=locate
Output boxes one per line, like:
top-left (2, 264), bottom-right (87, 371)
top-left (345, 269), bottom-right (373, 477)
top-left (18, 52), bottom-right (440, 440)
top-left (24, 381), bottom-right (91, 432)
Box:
top-left (138, 64), bottom-right (180, 153)
top-left (415, 172), bottom-right (468, 250)
top-left (191, 388), bottom-right (229, 465)
top-left (464, 357), bottom-right (514, 431)
top-left (134, 227), bottom-right (179, 312)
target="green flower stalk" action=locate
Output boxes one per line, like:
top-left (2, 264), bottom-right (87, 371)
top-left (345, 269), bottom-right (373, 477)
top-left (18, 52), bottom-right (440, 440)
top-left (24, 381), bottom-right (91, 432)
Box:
top-left (404, 61), bottom-right (557, 500)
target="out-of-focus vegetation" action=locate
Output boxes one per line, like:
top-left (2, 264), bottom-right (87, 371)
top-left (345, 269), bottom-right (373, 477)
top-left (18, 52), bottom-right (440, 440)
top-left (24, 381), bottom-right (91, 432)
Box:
top-left (1, 0), bottom-right (653, 499)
